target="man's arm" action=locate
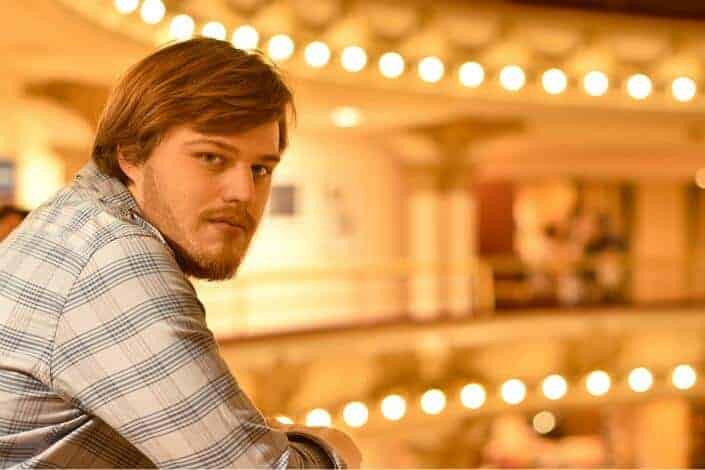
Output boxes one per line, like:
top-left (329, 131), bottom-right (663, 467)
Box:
top-left (50, 234), bottom-right (345, 468)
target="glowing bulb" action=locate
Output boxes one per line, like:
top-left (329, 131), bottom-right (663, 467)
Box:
top-left (542, 68), bottom-right (568, 95)
top-left (343, 402), bottom-right (368, 428)
top-left (533, 411), bottom-right (556, 434)
top-left (628, 367), bottom-right (653, 393)
top-left (379, 52), bottom-right (405, 79)
top-left (418, 56), bottom-right (444, 83)
top-left (331, 107), bottom-right (361, 128)
top-left (232, 25), bottom-right (259, 50)
top-left (341, 46), bottom-right (367, 72)
top-left (381, 394), bottom-right (406, 421)
top-left (275, 415), bottom-right (293, 425)
top-left (114, 0), bottom-right (138, 14)
top-left (586, 370), bottom-right (611, 396)
top-left (305, 408), bottom-right (331, 427)
top-left (268, 34), bottom-right (295, 61)
top-left (140, 0), bottom-right (165, 24)
top-left (459, 61), bottom-right (484, 88)
top-left (304, 41), bottom-right (331, 68)
top-left (202, 21), bottom-right (226, 40)
top-left (460, 383), bottom-right (486, 409)
top-left (672, 364), bottom-right (697, 390)
top-left (672, 76), bottom-right (697, 102)
top-left (583, 71), bottom-right (609, 97)
top-left (420, 389), bottom-right (446, 415)
top-left (500, 65), bottom-right (526, 91)
top-left (501, 379), bottom-right (526, 405)
top-left (696, 169), bottom-right (705, 189)
top-left (169, 14), bottom-right (195, 40)
top-left (627, 73), bottom-right (652, 100)
top-left (542, 374), bottom-right (568, 400)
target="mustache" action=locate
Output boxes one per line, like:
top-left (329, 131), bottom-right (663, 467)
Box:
top-left (203, 208), bottom-right (255, 231)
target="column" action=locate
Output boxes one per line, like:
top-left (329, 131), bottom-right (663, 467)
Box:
top-left (630, 182), bottom-right (688, 303)
top-left (442, 166), bottom-right (475, 317)
top-left (406, 164), bottom-right (443, 319)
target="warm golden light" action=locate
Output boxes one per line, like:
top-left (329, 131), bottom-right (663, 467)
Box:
top-left (542, 68), bottom-right (568, 95)
top-left (501, 378), bottom-right (526, 405)
top-left (586, 370), bottom-right (611, 396)
top-left (140, 0), bottom-right (165, 25)
top-left (533, 411), bottom-right (556, 434)
top-left (628, 367), bottom-right (653, 393)
top-left (379, 52), bottom-right (405, 79)
top-left (418, 56), bottom-right (444, 83)
top-left (267, 34), bottom-right (295, 61)
top-left (583, 71), bottom-right (609, 96)
top-left (696, 169), bottom-right (705, 189)
top-left (202, 21), bottom-right (226, 40)
top-left (499, 65), bottom-right (526, 91)
top-left (231, 25), bottom-right (259, 50)
top-left (275, 415), bottom-right (294, 425)
top-left (305, 408), bottom-right (332, 427)
top-left (381, 394), bottom-right (406, 421)
top-left (420, 389), bottom-right (446, 415)
top-left (458, 61), bottom-right (484, 88)
top-left (330, 107), bottom-right (361, 128)
top-left (341, 46), bottom-right (367, 72)
top-left (304, 41), bottom-right (331, 68)
top-left (169, 14), bottom-right (194, 41)
top-left (672, 76), bottom-right (697, 102)
top-left (542, 374), bottom-right (568, 400)
top-left (460, 383), bottom-right (486, 409)
top-left (114, 0), bottom-right (139, 15)
top-left (342, 402), bottom-right (368, 428)
top-left (672, 364), bottom-right (697, 390)
top-left (627, 73), bottom-right (652, 100)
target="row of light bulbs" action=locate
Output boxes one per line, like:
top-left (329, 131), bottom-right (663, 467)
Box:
top-left (114, 0), bottom-right (700, 103)
top-left (274, 364), bottom-right (698, 430)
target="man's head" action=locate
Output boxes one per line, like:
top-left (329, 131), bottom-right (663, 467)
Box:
top-left (0, 205), bottom-right (28, 241)
top-left (92, 38), bottom-right (294, 281)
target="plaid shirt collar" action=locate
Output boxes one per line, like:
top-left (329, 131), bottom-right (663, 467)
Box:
top-left (74, 160), bottom-right (168, 246)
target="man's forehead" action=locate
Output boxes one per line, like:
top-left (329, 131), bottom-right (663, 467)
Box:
top-left (178, 125), bottom-right (280, 148)
top-left (177, 125), bottom-right (281, 158)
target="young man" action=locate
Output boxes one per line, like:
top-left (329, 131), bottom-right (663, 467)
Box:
top-left (0, 38), bottom-right (360, 468)
top-left (0, 205), bottom-right (28, 241)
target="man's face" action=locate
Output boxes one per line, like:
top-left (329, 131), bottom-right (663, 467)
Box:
top-left (120, 122), bottom-right (281, 280)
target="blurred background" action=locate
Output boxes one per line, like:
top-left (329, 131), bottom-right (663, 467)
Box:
top-left (3, 0), bottom-right (705, 466)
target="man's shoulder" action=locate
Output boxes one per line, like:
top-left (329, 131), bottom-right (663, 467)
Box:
top-left (12, 185), bottom-right (166, 265)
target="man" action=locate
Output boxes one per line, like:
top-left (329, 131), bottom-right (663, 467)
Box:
top-left (0, 38), bottom-right (360, 468)
top-left (0, 205), bottom-right (28, 241)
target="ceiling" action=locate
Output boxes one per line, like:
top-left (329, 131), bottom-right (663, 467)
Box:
top-left (3, 0), bottom-right (705, 180)
top-left (508, 0), bottom-right (705, 20)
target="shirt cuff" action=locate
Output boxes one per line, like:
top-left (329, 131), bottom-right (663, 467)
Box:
top-left (287, 431), bottom-right (347, 469)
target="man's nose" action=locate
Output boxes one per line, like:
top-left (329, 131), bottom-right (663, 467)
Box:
top-left (221, 163), bottom-right (255, 203)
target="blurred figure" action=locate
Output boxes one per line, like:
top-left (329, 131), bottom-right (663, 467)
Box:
top-left (0, 205), bottom-right (28, 241)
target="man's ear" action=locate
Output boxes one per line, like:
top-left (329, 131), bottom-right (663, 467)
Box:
top-left (117, 147), bottom-right (140, 186)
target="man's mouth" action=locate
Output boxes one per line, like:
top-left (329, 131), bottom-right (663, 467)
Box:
top-left (209, 219), bottom-right (247, 232)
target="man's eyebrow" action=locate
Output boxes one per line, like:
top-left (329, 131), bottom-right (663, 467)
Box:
top-left (184, 138), bottom-right (281, 162)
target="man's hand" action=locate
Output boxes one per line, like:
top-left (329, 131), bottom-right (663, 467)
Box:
top-left (267, 418), bottom-right (362, 468)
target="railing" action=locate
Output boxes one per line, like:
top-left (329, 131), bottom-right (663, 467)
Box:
top-left (194, 258), bottom-right (495, 337)
top-left (195, 252), bottom-right (702, 337)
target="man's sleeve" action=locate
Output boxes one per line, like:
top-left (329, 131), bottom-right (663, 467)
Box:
top-left (50, 235), bottom-right (341, 468)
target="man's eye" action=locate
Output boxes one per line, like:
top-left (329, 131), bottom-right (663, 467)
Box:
top-left (252, 165), bottom-right (273, 178)
top-left (198, 153), bottom-right (224, 165)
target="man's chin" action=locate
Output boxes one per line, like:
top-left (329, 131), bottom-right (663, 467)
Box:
top-left (171, 244), bottom-right (241, 281)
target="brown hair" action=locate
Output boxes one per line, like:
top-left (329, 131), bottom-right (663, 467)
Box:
top-left (92, 37), bottom-right (294, 184)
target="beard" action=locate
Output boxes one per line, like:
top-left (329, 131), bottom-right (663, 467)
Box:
top-left (141, 165), bottom-right (247, 281)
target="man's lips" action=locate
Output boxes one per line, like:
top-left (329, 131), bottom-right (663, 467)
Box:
top-left (209, 218), bottom-right (248, 231)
